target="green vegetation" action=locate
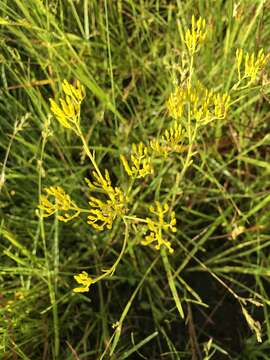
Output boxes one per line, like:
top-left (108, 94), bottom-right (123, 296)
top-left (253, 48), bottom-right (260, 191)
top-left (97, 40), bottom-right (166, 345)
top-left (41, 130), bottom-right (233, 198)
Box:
top-left (1, 1), bottom-right (270, 359)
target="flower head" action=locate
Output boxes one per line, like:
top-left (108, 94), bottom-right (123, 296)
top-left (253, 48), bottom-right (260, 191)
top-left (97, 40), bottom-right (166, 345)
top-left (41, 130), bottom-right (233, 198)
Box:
top-left (167, 82), bottom-right (230, 125)
top-left (86, 170), bottom-right (128, 231)
top-left (184, 16), bottom-right (207, 55)
top-left (39, 186), bottom-right (80, 222)
top-left (141, 202), bottom-right (176, 254)
top-left (120, 142), bottom-right (153, 178)
top-left (236, 48), bottom-right (268, 84)
top-left (73, 271), bottom-right (93, 293)
top-left (150, 122), bottom-right (186, 157)
top-left (49, 79), bottom-right (85, 131)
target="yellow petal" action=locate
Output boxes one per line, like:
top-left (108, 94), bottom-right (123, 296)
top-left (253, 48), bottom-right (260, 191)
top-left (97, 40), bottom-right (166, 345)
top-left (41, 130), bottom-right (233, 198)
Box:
top-left (73, 286), bottom-right (89, 293)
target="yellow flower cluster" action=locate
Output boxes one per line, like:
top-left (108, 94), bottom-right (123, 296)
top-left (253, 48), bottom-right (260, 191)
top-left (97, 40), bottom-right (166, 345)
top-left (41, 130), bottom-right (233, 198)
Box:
top-left (121, 124), bottom-right (187, 176)
top-left (236, 49), bottom-right (268, 84)
top-left (184, 16), bottom-right (207, 55)
top-left (150, 122), bottom-right (185, 157)
top-left (141, 202), bottom-right (177, 254)
top-left (86, 170), bottom-right (128, 231)
top-left (39, 186), bottom-right (80, 222)
top-left (49, 79), bottom-right (85, 131)
top-left (167, 82), bottom-right (230, 125)
top-left (42, 79), bottom-right (184, 294)
top-left (73, 271), bottom-right (94, 293)
top-left (120, 142), bottom-right (153, 178)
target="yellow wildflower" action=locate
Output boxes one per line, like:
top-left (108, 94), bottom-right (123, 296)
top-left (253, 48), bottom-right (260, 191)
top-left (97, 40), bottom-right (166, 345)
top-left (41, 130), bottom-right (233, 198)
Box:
top-left (73, 271), bottom-right (93, 293)
top-left (167, 86), bottom-right (186, 119)
top-left (62, 79), bottom-right (85, 102)
top-left (86, 170), bottom-right (128, 231)
top-left (236, 49), bottom-right (268, 84)
top-left (212, 93), bottom-right (230, 120)
top-left (39, 186), bottom-right (80, 222)
top-left (120, 142), bottom-right (153, 178)
top-left (141, 202), bottom-right (176, 254)
top-left (49, 79), bottom-right (85, 131)
top-left (150, 122), bottom-right (185, 157)
top-left (184, 16), bottom-right (207, 55)
top-left (167, 82), bottom-right (230, 125)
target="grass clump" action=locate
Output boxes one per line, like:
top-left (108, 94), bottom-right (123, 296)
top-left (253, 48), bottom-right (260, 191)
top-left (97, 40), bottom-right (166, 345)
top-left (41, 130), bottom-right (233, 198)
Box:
top-left (1, 1), bottom-right (270, 359)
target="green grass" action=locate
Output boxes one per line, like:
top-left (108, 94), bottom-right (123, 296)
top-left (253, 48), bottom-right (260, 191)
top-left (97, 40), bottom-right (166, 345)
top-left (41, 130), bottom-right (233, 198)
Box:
top-left (1, 0), bottom-right (270, 359)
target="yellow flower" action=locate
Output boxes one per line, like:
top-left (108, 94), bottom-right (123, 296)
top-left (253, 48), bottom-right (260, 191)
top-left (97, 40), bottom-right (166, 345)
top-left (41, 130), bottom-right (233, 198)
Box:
top-left (73, 271), bottom-right (93, 293)
top-left (236, 48), bottom-right (268, 84)
top-left (167, 86), bottom-right (186, 119)
top-left (62, 79), bottom-right (85, 102)
top-left (86, 170), bottom-right (128, 231)
top-left (49, 79), bottom-right (85, 131)
top-left (141, 202), bottom-right (176, 254)
top-left (184, 16), bottom-right (207, 55)
top-left (167, 82), bottom-right (230, 125)
top-left (39, 186), bottom-right (80, 222)
top-left (150, 122), bottom-right (186, 157)
top-left (120, 142), bottom-right (153, 178)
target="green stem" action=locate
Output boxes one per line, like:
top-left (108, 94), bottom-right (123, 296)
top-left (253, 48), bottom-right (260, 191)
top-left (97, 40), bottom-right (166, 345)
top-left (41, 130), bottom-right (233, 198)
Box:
top-left (178, 116), bottom-right (198, 182)
top-left (76, 125), bottom-right (104, 180)
top-left (104, 0), bottom-right (115, 110)
top-left (93, 221), bottom-right (129, 284)
top-left (38, 130), bottom-right (60, 359)
top-left (123, 215), bottom-right (148, 224)
top-left (188, 54), bottom-right (194, 87)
